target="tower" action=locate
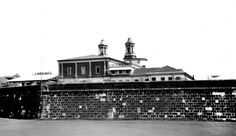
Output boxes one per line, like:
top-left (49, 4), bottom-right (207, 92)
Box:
top-left (124, 38), bottom-right (136, 59)
top-left (98, 39), bottom-right (108, 56)
top-left (123, 38), bottom-right (147, 67)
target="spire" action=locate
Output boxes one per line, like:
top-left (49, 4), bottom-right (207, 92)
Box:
top-left (98, 39), bottom-right (108, 56)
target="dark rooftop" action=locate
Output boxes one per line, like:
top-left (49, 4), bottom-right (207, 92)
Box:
top-left (132, 66), bottom-right (183, 76)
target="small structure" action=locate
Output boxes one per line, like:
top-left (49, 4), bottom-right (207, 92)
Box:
top-left (9, 74), bottom-right (57, 87)
top-left (0, 74), bottom-right (20, 87)
top-left (0, 77), bottom-right (8, 87)
top-left (57, 38), bottom-right (194, 84)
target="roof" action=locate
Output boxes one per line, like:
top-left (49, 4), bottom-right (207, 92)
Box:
top-left (58, 54), bottom-right (130, 65)
top-left (9, 75), bottom-right (57, 82)
top-left (58, 55), bottom-right (108, 62)
top-left (132, 67), bottom-right (160, 76)
top-left (152, 65), bottom-right (183, 73)
top-left (132, 66), bottom-right (184, 76)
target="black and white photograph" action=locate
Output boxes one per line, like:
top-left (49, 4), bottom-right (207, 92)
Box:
top-left (0, 0), bottom-right (236, 136)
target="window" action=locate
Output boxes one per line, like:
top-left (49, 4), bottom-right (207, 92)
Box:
top-left (168, 77), bottom-right (173, 81)
top-left (81, 66), bottom-right (86, 75)
top-left (111, 71), bottom-right (115, 74)
top-left (161, 77), bottom-right (165, 81)
top-left (145, 78), bottom-right (149, 81)
top-left (134, 79), bottom-right (139, 82)
top-left (95, 66), bottom-right (100, 74)
top-left (125, 70), bottom-right (130, 74)
top-left (151, 77), bottom-right (156, 81)
top-left (67, 67), bottom-right (72, 75)
top-left (176, 77), bottom-right (181, 80)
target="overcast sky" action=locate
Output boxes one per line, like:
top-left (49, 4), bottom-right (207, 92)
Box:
top-left (0, 0), bottom-right (236, 80)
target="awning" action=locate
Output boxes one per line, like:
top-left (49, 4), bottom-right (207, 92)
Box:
top-left (109, 67), bottom-right (133, 71)
top-left (9, 75), bottom-right (57, 82)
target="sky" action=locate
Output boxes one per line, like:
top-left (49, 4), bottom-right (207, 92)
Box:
top-left (0, 0), bottom-right (236, 80)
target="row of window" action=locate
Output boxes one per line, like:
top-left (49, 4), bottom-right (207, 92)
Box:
top-left (150, 76), bottom-right (181, 81)
top-left (110, 70), bottom-right (131, 75)
top-left (66, 66), bottom-right (101, 76)
top-left (113, 76), bottom-right (181, 82)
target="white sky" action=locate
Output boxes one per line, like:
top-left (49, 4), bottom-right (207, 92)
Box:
top-left (0, 0), bottom-right (236, 80)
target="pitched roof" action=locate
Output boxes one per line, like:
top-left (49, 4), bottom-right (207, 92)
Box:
top-left (132, 66), bottom-right (183, 76)
top-left (152, 65), bottom-right (183, 72)
top-left (132, 67), bottom-right (160, 76)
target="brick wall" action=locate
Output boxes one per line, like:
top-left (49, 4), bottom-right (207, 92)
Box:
top-left (40, 81), bottom-right (236, 121)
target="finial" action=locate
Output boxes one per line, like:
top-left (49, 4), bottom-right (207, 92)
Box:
top-left (100, 39), bottom-right (105, 45)
top-left (127, 37), bottom-right (133, 43)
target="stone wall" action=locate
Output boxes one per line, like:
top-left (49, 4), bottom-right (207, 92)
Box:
top-left (0, 86), bottom-right (41, 119)
top-left (41, 80), bottom-right (236, 121)
top-left (0, 81), bottom-right (235, 121)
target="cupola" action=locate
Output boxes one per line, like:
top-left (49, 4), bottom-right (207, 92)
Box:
top-left (98, 39), bottom-right (108, 56)
top-left (124, 37), bottom-right (136, 59)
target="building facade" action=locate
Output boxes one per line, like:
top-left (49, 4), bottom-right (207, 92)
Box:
top-left (58, 38), bottom-right (194, 84)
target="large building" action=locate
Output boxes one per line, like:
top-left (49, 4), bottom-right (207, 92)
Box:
top-left (58, 38), bottom-right (194, 84)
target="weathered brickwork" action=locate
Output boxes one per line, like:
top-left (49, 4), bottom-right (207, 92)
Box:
top-left (41, 81), bottom-right (236, 121)
top-left (0, 81), bottom-right (235, 121)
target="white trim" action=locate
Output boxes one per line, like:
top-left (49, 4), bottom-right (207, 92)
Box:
top-left (109, 67), bottom-right (133, 71)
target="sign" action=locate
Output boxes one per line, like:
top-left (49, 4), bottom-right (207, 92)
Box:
top-left (33, 72), bottom-right (52, 75)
